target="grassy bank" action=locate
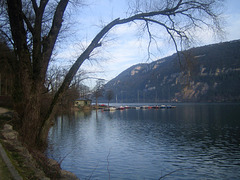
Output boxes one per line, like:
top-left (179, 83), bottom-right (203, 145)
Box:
top-left (0, 110), bottom-right (37, 179)
top-left (0, 107), bottom-right (79, 180)
top-left (0, 154), bottom-right (13, 180)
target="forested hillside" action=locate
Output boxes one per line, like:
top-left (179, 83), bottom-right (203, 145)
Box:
top-left (104, 40), bottom-right (240, 103)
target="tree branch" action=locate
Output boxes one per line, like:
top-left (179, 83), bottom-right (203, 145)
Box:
top-left (32, 0), bottom-right (49, 82)
top-left (145, 20), bottom-right (153, 61)
top-left (7, 0), bottom-right (29, 54)
top-left (31, 0), bottom-right (38, 13)
top-left (43, 0), bottom-right (69, 60)
top-left (42, 5), bottom-right (183, 123)
top-left (39, 0), bottom-right (69, 84)
top-left (39, 0), bottom-right (224, 139)
top-left (7, 0), bottom-right (32, 78)
top-left (22, 12), bottom-right (34, 34)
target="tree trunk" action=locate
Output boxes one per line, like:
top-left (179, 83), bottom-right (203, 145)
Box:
top-left (11, 67), bottom-right (48, 148)
top-left (20, 100), bottom-right (41, 146)
top-left (38, 116), bottom-right (54, 149)
top-left (14, 83), bottom-right (41, 147)
top-left (4, 0), bottom-right (222, 151)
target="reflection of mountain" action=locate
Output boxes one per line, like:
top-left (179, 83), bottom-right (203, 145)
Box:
top-left (104, 40), bottom-right (240, 102)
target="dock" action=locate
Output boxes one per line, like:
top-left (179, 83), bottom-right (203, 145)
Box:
top-left (98, 105), bottom-right (176, 111)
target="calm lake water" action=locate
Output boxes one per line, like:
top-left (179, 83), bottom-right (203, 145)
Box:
top-left (46, 103), bottom-right (240, 179)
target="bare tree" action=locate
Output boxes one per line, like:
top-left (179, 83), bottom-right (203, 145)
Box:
top-left (44, 65), bottom-right (88, 113)
top-left (45, 65), bottom-right (87, 94)
top-left (105, 90), bottom-right (114, 107)
top-left (0, 0), bottom-right (223, 148)
top-left (92, 79), bottom-right (105, 108)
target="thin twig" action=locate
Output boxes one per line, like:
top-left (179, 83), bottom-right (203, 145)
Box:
top-left (87, 162), bottom-right (99, 180)
top-left (58, 148), bottom-right (75, 165)
top-left (159, 167), bottom-right (193, 180)
top-left (107, 148), bottom-right (112, 180)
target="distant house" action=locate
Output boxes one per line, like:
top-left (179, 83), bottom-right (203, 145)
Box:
top-left (74, 98), bottom-right (92, 107)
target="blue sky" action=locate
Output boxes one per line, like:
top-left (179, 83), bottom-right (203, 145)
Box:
top-left (55, 0), bottom-right (240, 88)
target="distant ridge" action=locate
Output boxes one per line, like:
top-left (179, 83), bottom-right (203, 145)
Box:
top-left (104, 40), bottom-right (240, 103)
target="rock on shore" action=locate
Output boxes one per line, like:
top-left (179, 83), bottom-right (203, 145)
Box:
top-left (1, 124), bottom-right (79, 180)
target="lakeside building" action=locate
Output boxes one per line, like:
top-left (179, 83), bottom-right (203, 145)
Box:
top-left (74, 98), bottom-right (92, 108)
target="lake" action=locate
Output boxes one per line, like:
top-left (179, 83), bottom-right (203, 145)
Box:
top-left (46, 103), bottom-right (240, 179)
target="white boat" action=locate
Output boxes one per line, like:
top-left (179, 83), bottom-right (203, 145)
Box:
top-left (104, 107), bottom-right (116, 111)
top-left (124, 106), bottom-right (130, 109)
top-left (110, 107), bottom-right (117, 111)
top-left (160, 105), bottom-right (167, 108)
top-left (141, 106), bottom-right (148, 109)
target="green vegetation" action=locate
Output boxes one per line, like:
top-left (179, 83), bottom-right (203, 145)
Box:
top-left (0, 155), bottom-right (13, 180)
top-left (0, 114), bottom-right (36, 179)
top-left (3, 145), bottom-right (35, 179)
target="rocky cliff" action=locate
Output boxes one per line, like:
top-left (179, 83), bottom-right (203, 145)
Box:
top-left (104, 40), bottom-right (240, 102)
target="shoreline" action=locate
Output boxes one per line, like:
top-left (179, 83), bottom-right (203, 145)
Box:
top-left (0, 108), bottom-right (79, 179)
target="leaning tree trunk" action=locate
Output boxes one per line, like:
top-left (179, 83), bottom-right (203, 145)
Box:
top-left (6, 0), bottom-right (222, 150)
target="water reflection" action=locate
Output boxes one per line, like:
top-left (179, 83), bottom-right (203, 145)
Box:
top-left (47, 104), bottom-right (240, 179)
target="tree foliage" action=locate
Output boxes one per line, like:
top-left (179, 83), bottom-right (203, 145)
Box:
top-left (0, 0), bottom-right (224, 148)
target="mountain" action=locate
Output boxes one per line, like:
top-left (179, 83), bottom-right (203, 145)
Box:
top-left (104, 40), bottom-right (240, 103)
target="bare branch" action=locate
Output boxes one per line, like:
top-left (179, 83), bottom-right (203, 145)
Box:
top-left (145, 20), bottom-right (153, 61)
top-left (42, 0), bottom-right (69, 64)
top-left (31, 0), bottom-right (38, 13)
top-left (0, 29), bottom-right (15, 48)
top-left (3, 0), bottom-right (224, 146)
top-left (107, 148), bottom-right (112, 180)
top-left (22, 11), bottom-right (34, 34)
top-left (46, 0), bottom-right (223, 122)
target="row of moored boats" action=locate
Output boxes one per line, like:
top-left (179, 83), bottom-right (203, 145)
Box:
top-left (103, 105), bottom-right (176, 111)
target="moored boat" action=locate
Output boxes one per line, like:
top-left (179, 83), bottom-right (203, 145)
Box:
top-left (117, 106), bottom-right (125, 110)
top-left (152, 106), bottom-right (160, 109)
top-left (104, 107), bottom-right (117, 111)
top-left (141, 106), bottom-right (148, 109)
top-left (160, 105), bottom-right (167, 108)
